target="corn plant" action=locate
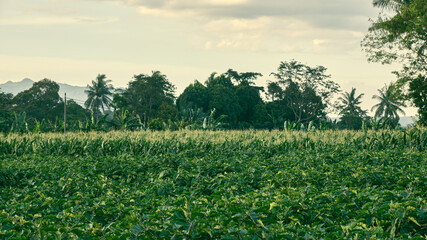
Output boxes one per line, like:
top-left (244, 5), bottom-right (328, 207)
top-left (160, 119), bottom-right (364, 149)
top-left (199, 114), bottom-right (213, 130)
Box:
top-left (0, 129), bottom-right (425, 239)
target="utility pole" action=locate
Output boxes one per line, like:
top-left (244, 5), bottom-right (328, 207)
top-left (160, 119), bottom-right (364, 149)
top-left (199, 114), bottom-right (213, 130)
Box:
top-left (64, 93), bottom-right (67, 133)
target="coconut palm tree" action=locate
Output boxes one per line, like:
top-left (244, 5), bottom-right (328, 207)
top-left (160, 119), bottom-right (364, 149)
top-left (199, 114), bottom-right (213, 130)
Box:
top-left (371, 83), bottom-right (406, 120)
top-left (85, 74), bottom-right (114, 118)
top-left (338, 88), bottom-right (367, 117)
top-left (373, 0), bottom-right (411, 10)
top-left (338, 88), bottom-right (367, 129)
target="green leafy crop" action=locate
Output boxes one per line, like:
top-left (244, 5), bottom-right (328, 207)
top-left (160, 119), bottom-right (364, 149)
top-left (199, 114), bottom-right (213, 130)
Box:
top-left (0, 129), bottom-right (426, 239)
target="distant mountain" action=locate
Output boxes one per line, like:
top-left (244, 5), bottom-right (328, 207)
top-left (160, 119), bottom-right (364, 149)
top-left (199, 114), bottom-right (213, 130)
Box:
top-left (0, 78), bottom-right (88, 106)
top-left (0, 78), bottom-right (34, 95)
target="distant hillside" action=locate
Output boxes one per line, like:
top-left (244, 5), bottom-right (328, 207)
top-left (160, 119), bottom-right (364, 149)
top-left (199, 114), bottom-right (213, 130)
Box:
top-left (0, 78), bottom-right (34, 95)
top-left (0, 78), bottom-right (88, 106)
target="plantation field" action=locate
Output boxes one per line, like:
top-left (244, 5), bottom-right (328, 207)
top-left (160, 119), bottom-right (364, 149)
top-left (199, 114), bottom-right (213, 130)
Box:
top-left (0, 129), bottom-right (426, 239)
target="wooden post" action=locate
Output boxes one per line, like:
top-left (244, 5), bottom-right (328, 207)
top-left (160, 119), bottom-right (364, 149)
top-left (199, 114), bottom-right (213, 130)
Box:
top-left (64, 93), bottom-right (67, 133)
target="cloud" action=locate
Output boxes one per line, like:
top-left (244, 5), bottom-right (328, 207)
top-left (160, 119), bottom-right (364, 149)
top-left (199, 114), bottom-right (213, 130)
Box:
top-left (0, 0), bottom-right (119, 25)
top-left (313, 39), bottom-right (328, 46)
top-left (197, 15), bottom-right (364, 54)
top-left (0, 17), bottom-right (118, 25)
top-left (2, 0), bottom-right (373, 54)
top-left (77, 0), bottom-right (376, 56)
top-left (90, 0), bottom-right (376, 31)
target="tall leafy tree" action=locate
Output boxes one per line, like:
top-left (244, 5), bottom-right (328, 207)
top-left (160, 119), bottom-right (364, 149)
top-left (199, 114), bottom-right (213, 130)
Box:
top-left (267, 60), bottom-right (340, 123)
top-left (226, 69), bottom-right (264, 126)
top-left (362, 0), bottom-right (426, 122)
top-left (0, 89), bottom-right (13, 112)
top-left (12, 79), bottom-right (62, 121)
top-left (0, 89), bottom-right (13, 132)
top-left (225, 69), bottom-right (262, 86)
top-left (266, 82), bottom-right (283, 102)
top-left (337, 88), bottom-right (367, 129)
top-left (363, 0), bottom-right (425, 74)
top-left (205, 73), bottom-right (241, 127)
top-left (58, 99), bottom-right (90, 122)
top-left (84, 74), bottom-right (114, 117)
top-left (123, 71), bottom-right (176, 124)
top-left (371, 83), bottom-right (406, 120)
top-left (176, 80), bottom-right (209, 112)
top-left (408, 75), bottom-right (426, 124)
top-left (178, 70), bottom-right (265, 128)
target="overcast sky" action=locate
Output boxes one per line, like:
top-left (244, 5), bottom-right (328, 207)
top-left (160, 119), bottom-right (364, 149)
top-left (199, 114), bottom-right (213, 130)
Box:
top-left (0, 0), bottom-right (417, 116)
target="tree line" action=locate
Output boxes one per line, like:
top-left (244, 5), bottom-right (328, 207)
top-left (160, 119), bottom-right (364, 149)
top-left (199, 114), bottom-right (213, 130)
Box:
top-left (0, 59), bottom-right (421, 133)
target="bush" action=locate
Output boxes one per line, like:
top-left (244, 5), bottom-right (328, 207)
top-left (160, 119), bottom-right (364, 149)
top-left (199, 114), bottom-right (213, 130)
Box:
top-left (148, 118), bottom-right (165, 131)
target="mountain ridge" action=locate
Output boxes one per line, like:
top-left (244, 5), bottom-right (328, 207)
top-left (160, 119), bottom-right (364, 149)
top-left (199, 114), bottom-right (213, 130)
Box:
top-left (0, 78), bottom-right (88, 106)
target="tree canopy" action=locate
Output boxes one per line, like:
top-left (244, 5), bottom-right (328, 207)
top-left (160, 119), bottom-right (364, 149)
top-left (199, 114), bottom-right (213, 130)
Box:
top-left (2, 57), bottom-right (424, 132)
top-left (337, 88), bottom-right (367, 129)
top-left (176, 80), bottom-right (209, 112)
top-left (12, 79), bottom-right (62, 121)
top-left (362, 0), bottom-right (426, 125)
top-left (362, 0), bottom-right (426, 76)
top-left (123, 71), bottom-right (176, 125)
top-left (372, 83), bottom-right (406, 120)
top-left (267, 60), bottom-right (340, 123)
top-left (84, 74), bottom-right (114, 117)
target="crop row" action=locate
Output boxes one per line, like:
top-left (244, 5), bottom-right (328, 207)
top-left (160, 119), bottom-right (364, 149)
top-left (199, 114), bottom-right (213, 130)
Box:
top-left (0, 129), bottom-right (425, 157)
top-left (0, 129), bottom-right (426, 239)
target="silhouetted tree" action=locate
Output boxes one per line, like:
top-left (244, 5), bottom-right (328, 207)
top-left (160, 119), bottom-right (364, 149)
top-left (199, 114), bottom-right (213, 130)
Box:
top-left (408, 75), bottom-right (426, 125)
top-left (0, 89), bottom-right (13, 132)
top-left (0, 89), bottom-right (13, 112)
top-left (206, 73), bottom-right (241, 127)
top-left (84, 74), bottom-right (114, 118)
top-left (372, 83), bottom-right (406, 122)
top-left (226, 69), bottom-right (264, 126)
top-left (362, 0), bottom-right (426, 123)
top-left (337, 88), bottom-right (367, 129)
top-left (176, 80), bottom-right (209, 112)
top-left (58, 99), bottom-right (90, 122)
top-left (12, 79), bottom-right (61, 121)
top-left (123, 71), bottom-right (176, 125)
top-left (267, 60), bottom-right (340, 123)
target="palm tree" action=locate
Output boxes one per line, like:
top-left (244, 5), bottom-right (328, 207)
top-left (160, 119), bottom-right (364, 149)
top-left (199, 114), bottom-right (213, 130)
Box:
top-left (371, 83), bottom-right (406, 120)
top-left (338, 88), bottom-right (367, 129)
top-left (373, 0), bottom-right (411, 10)
top-left (85, 74), bottom-right (114, 118)
top-left (338, 88), bottom-right (367, 117)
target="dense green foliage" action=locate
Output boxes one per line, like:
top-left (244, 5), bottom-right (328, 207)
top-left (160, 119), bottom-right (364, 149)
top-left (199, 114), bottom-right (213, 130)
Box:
top-left (12, 79), bottom-right (63, 122)
top-left (120, 71), bottom-right (176, 125)
top-left (362, 0), bottom-right (426, 124)
top-left (1, 58), bottom-right (424, 133)
top-left (267, 60), bottom-right (340, 124)
top-left (0, 90), bottom-right (13, 132)
top-left (363, 0), bottom-right (426, 75)
top-left (0, 129), bottom-right (426, 239)
top-left (408, 75), bottom-right (427, 125)
top-left (85, 74), bottom-right (114, 119)
top-left (337, 88), bottom-right (367, 130)
top-left (371, 83), bottom-right (406, 128)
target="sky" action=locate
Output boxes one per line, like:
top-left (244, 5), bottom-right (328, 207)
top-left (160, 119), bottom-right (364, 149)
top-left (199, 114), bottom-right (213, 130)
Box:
top-left (0, 0), bottom-right (418, 116)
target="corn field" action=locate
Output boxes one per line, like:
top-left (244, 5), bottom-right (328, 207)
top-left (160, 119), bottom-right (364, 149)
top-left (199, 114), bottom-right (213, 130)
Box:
top-left (0, 128), bottom-right (426, 239)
